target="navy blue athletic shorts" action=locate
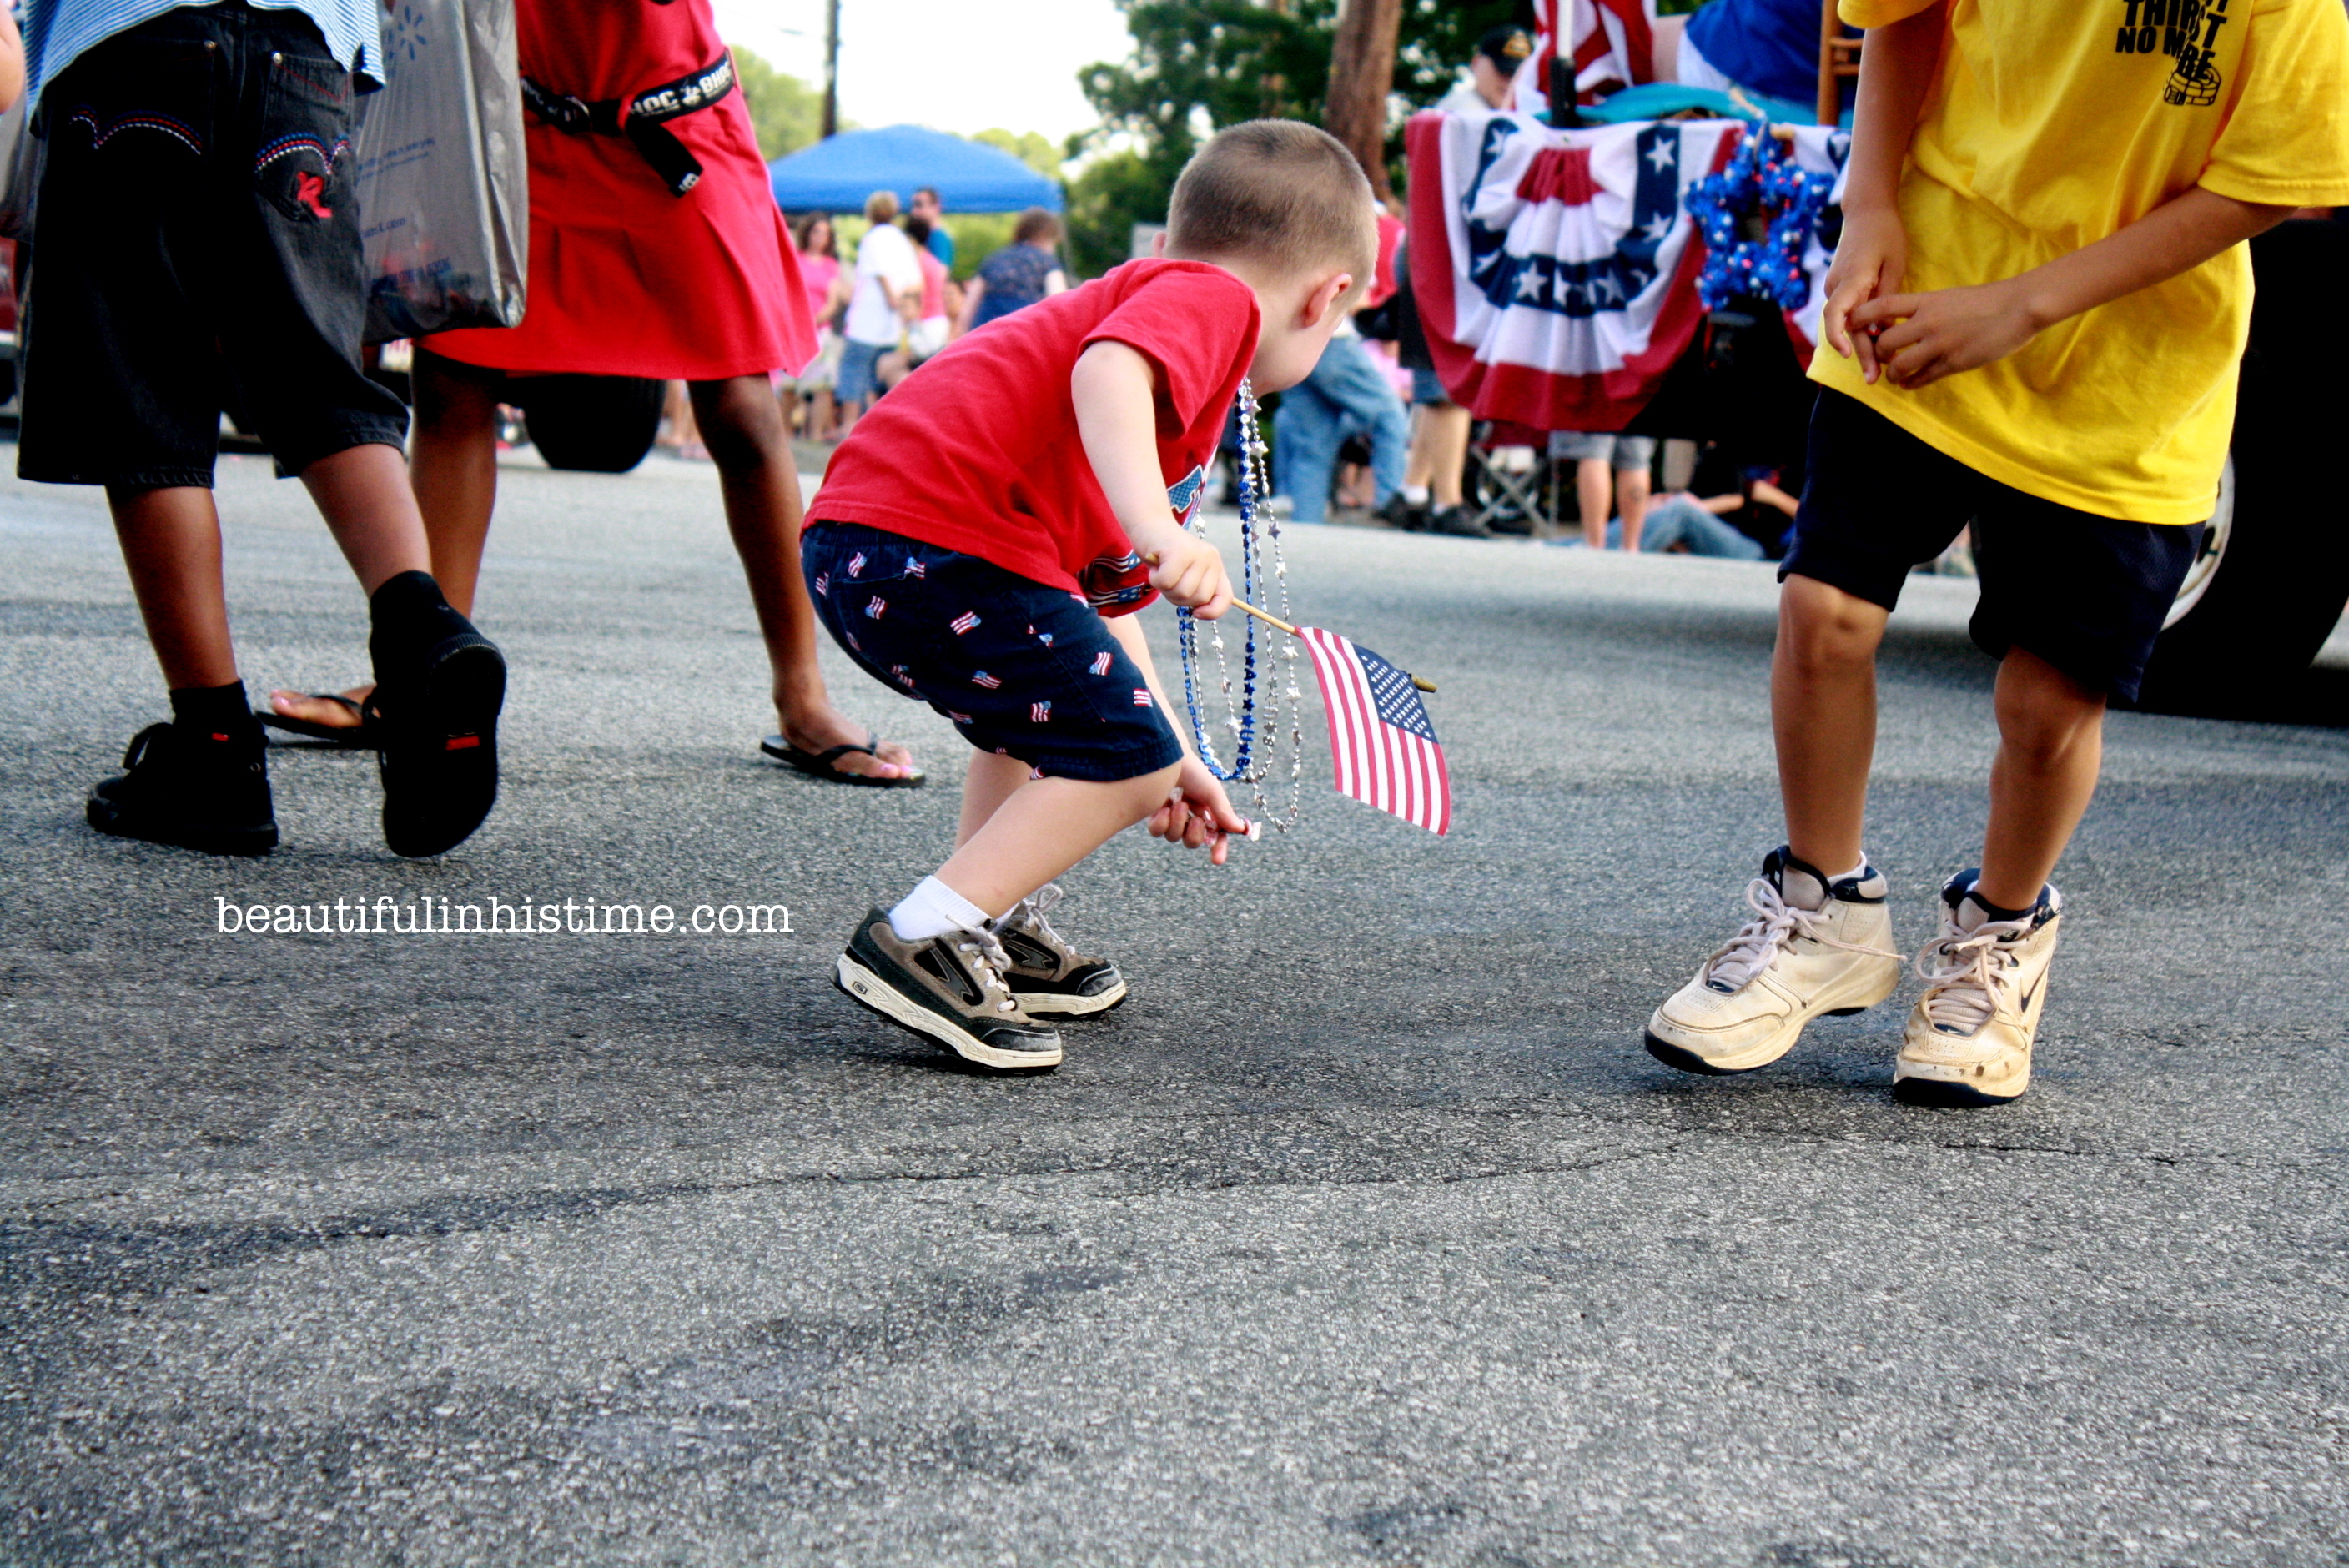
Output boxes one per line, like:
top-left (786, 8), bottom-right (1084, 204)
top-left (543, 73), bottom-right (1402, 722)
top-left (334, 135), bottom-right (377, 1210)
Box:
top-left (1782, 389), bottom-right (2205, 703)
top-left (802, 522), bottom-right (1185, 783)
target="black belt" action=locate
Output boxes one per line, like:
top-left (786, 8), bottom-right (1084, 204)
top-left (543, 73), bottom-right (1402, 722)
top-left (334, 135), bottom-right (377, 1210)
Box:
top-left (521, 50), bottom-right (736, 197)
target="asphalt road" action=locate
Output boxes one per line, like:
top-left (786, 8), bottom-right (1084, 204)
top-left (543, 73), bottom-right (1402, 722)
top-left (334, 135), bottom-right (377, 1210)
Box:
top-left (3, 445), bottom-right (2346, 1567)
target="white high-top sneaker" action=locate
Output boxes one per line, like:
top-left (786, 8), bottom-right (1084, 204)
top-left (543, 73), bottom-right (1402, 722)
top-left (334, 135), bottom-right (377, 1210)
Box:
top-left (1646, 847), bottom-right (1904, 1075)
top-left (1896, 872), bottom-right (2063, 1107)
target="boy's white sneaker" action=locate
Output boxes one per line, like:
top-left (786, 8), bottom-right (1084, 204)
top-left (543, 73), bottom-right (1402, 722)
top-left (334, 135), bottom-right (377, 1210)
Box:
top-left (1895, 872), bottom-right (2062, 1108)
top-left (1646, 847), bottom-right (1904, 1075)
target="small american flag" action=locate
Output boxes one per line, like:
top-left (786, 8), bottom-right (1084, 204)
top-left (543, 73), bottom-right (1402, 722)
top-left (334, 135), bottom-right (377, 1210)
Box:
top-left (949, 611), bottom-right (981, 635)
top-left (1090, 651), bottom-right (1114, 676)
top-left (1133, 688), bottom-right (1153, 707)
top-left (812, 572), bottom-right (829, 596)
top-left (1298, 626), bottom-right (1451, 835)
top-left (1030, 700), bottom-right (1052, 723)
top-left (946, 710), bottom-right (973, 724)
top-left (865, 596), bottom-right (887, 619)
top-left (848, 551), bottom-right (868, 577)
top-left (906, 558), bottom-right (927, 578)
top-left (972, 671), bottom-right (1001, 689)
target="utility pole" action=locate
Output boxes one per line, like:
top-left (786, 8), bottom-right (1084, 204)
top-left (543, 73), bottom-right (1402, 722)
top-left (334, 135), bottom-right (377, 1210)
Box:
top-left (1323, 0), bottom-right (1401, 203)
top-left (822, 0), bottom-right (841, 139)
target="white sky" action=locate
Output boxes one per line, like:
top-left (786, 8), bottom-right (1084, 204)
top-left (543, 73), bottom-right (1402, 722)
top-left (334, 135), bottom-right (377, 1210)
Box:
top-left (711, 0), bottom-right (1138, 154)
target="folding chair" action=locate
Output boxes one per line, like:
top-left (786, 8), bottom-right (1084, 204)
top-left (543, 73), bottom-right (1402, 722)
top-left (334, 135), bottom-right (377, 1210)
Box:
top-left (1466, 419), bottom-right (1561, 535)
top-left (1817, 0), bottom-right (1863, 126)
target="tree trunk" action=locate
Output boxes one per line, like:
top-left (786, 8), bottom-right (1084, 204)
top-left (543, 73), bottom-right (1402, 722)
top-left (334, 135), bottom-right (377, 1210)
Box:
top-left (1323, 0), bottom-right (1402, 204)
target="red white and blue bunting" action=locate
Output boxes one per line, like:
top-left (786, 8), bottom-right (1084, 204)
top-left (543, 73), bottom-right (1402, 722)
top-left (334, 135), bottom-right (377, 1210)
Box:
top-left (1406, 107), bottom-right (1848, 433)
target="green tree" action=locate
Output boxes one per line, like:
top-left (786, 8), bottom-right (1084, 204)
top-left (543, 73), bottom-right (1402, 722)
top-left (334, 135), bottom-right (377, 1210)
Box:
top-left (973, 128), bottom-right (1065, 181)
top-left (733, 48), bottom-right (827, 162)
top-left (1066, 0), bottom-right (1527, 276)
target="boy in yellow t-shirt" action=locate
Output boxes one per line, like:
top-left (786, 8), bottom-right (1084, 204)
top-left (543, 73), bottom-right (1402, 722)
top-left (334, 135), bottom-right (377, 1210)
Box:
top-left (1643, 0), bottom-right (2349, 1105)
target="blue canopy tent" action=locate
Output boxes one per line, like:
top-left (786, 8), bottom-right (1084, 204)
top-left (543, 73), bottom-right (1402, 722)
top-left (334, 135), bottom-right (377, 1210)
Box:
top-left (767, 124), bottom-right (1064, 214)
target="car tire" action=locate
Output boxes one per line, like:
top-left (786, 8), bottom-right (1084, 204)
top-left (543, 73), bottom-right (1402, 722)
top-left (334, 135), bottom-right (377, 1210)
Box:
top-left (513, 374), bottom-right (666, 474)
top-left (2133, 216), bottom-right (2349, 718)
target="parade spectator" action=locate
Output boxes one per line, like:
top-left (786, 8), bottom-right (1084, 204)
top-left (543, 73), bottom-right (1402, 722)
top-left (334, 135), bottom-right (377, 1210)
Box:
top-left (264, 0), bottom-right (919, 786)
top-left (836, 189), bottom-right (921, 439)
top-left (1440, 26), bottom-right (1529, 113)
top-left (17, 0), bottom-right (504, 858)
top-left (910, 184), bottom-right (953, 269)
top-left (1382, 234), bottom-right (1478, 536)
top-left (1656, 0), bottom-right (1856, 111)
top-left (878, 213), bottom-right (957, 389)
top-left (953, 208), bottom-right (1069, 339)
top-left (1272, 204), bottom-right (1409, 525)
top-left (1550, 431), bottom-right (1654, 549)
top-left (0, 7), bottom-right (23, 110)
top-left (783, 211), bottom-right (849, 441)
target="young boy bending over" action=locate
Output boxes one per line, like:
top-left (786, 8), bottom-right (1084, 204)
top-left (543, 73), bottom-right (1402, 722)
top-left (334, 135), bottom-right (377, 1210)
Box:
top-left (1645, 0), bottom-right (2349, 1104)
top-left (804, 121), bottom-right (1374, 1073)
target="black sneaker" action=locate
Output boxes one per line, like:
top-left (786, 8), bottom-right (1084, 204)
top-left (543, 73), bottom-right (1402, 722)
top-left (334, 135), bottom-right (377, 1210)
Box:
top-left (369, 618), bottom-right (506, 860)
top-left (835, 907), bottom-right (1064, 1072)
top-left (993, 885), bottom-right (1128, 1016)
top-left (1376, 494), bottom-right (1426, 532)
top-left (1428, 505), bottom-right (1495, 539)
top-left (87, 721), bottom-right (278, 857)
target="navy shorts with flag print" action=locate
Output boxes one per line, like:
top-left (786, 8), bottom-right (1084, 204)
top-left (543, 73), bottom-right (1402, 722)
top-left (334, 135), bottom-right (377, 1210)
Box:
top-left (803, 523), bottom-right (1185, 783)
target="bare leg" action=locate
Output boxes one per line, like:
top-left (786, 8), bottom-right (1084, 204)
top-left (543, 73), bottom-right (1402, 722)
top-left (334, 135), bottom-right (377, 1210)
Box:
top-left (1577, 458), bottom-right (1612, 547)
top-left (1976, 647), bottom-right (2105, 909)
top-left (269, 354), bottom-right (492, 730)
top-left (1615, 463), bottom-right (1652, 551)
top-left (933, 764), bottom-right (1180, 917)
top-left (957, 749), bottom-right (1034, 849)
top-left (1773, 574), bottom-right (1889, 877)
top-left (810, 387), bottom-right (837, 443)
top-left (108, 485), bottom-right (241, 691)
top-left (687, 374), bottom-right (917, 779)
top-left (1423, 403), bottom-right (1471, 506)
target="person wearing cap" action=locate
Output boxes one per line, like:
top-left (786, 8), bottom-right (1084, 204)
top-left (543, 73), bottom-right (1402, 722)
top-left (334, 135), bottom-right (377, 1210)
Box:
top-left (1439, 26), bottom-right (1531, 114)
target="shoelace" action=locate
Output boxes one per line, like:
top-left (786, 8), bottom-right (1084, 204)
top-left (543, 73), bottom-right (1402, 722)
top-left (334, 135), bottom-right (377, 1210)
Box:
top-left (953, 927), bottom-right (1021, 1014)
top-left (1703, 876), bottom-right (1899, 992)
top-left (120, 723), bottom-right (174, 770)
top-left (1003, 882), bottom-right (1067, 950)
top-left (1912, 915), bottom-right (2037, 1034)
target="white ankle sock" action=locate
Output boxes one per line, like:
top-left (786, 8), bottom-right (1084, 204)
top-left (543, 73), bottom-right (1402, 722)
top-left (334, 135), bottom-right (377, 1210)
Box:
top-left (888, 876), bottom-right (991, 942)
top-left (1783, 855), bottom-right (1869, 912)
top-left (1402, 484), bottom-right (1431, 505)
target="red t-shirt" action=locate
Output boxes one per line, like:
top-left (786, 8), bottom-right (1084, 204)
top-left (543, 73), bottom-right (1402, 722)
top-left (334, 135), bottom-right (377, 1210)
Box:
top-left (807, 259), bottom-right (1260, 614)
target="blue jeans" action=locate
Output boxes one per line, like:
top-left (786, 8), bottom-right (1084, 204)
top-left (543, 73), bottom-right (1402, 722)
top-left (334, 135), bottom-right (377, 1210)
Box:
top-left (1271, 336), bottom-right (1409, 524)
top-left (1613, 495), bottom-right (1766, 558)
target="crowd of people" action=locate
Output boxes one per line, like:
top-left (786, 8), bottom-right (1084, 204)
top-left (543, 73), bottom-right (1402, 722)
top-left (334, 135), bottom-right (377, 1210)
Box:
top-left (7, 0), bottom-right (2345, 1108)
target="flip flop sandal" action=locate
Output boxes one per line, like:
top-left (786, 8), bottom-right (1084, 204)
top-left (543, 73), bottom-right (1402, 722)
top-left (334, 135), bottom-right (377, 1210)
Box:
top-left (256, 693), bottom-right (380, 747)
top-left (761, 730), bottom-right (926, 789)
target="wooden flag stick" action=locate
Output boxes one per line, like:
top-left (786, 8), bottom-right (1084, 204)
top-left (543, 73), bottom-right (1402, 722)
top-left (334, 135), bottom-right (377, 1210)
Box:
top-left (1230, 598), bottom-right (1438, 694)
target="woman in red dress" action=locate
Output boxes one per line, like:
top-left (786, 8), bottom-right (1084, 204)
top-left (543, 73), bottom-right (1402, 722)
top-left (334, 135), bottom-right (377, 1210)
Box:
top-left (269, 0), bottom-right (919, 784)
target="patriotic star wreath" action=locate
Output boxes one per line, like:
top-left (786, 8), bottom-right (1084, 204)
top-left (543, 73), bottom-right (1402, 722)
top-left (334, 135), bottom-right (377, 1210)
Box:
top-left (1688, 127), bottom-right (1835, 312)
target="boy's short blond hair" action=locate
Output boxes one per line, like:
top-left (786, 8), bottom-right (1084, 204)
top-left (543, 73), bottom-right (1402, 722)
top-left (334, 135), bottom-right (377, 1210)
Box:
top-left (864, 189), bottom-right (899, 224)
top-left (1165, 120), bottom-right (1377, 298)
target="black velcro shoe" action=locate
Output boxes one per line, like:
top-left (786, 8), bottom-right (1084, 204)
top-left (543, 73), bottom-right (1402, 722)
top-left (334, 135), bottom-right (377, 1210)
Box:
top-left (835, 907), bottom-right (1064, 1073)
top-left (87, 721), bottom-right (278, 857)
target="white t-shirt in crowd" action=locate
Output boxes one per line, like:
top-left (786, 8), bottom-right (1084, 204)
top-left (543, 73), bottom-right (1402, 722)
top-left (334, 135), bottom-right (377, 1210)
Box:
top-left (846, 222), bottom-right (923, 345)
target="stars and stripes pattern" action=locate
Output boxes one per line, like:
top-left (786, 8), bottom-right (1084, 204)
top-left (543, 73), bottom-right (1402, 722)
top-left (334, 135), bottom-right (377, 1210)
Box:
top-left (1133, 689), bottom-right (1154, 707)
top-left (1298, 626), bottom-right (1451, 836)
top-left (971, 671), bottom-right (1001, 689)
top-left (848, 551), bottom-right (868, 576)
top-left (950, 611), bottom-right (982, 635)
top-left (1030, 701), bottom-right (1052, 724)
top-left (865, 596), bottom-right (887, 619)
top-left (906, 558), bottom-right (927, 578)
top-left (812, 572), bottom-right (830, 596)
top-left (1090, 651), bottom-right (1114, 676)
top-left (1406, 107), bottom-right (1846, 429)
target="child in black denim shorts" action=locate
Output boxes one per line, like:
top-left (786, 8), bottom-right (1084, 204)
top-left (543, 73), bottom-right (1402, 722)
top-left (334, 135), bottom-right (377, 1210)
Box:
top-left (15, 0), bottom-right (504, 858)
top-left (803, 121), bottom-right (1378, 1074)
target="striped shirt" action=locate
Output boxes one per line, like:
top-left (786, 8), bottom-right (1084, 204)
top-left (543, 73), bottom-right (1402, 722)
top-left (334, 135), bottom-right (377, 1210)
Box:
top-left (22, 0), bottom-right (385, 115)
